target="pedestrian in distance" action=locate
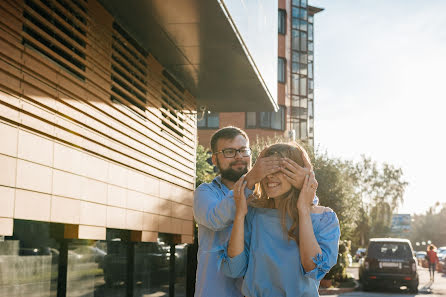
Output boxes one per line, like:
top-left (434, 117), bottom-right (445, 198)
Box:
top-left (426, 244), bottom-right (439, 281)
top-left (193, 127), bottom-right (313, 297)
top-left (222, 143), bottom-right (341, 297)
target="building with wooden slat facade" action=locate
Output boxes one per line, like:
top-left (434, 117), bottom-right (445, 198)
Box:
top-left (0, 0), bottom-right (277, 296)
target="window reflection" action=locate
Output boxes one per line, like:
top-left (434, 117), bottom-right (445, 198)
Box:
top-left (0, 220), bottom-right (59, 297)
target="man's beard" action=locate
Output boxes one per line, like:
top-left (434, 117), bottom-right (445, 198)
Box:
top-left (216, 159), bottom-right (248, 182)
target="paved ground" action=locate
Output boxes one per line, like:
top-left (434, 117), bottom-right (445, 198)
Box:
top-left (327, 265), bottom-right (446, 296)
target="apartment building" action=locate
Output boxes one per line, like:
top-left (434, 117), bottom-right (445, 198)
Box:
top-left (198, 0), bottom-right (323, 149)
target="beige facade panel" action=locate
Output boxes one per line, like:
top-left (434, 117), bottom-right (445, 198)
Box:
top-left (52, 169), bottom-right (85, 201)
top-left (0, 154), bottom-right (16, 188)
top-left (50, 195), bottom-right (80, 225)
top-left (0, 217), bottom-right (13, 236)
top-left (141, 231), bottom-right (158, 242)
top-left (80, 201), bottom-right (107, 227)
top-left (0, 186), bottom-right (14, 218)
top-left (16, 159), bottom-right (52, 194)
top-left (106, 206), bottom-right (126, 229)
top-left (14, 189), bottom-right (51, 221)
top-left (78, 225), bottom-right (106, 241)
top-left (0, 122), bottom-right (18, 157)
top-left (17, 129), bottom-right (54, 167)
top-left (142, 213), bottom-right (159, 232)
top-left (181, 235), bottom-right (194, 244)
top-left (125, 209), bottom-right (144, 231)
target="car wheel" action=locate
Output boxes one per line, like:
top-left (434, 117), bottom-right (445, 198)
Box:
top-left (409, 286), bottom-right (418, 294)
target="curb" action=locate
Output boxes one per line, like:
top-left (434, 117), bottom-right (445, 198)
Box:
top-left (318, 279), bottom-right (360, 295)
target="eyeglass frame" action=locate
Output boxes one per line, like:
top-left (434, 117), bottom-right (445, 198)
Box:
top-left (213, 147), bottom-right (252, 158)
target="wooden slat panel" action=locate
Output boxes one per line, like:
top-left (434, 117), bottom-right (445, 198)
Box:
top-left (46, 0), bottom-right (88, 33)
top-left (21, 32), bottom-right (86, 77)
top-left (23, 7), bottom-right (86, 55)
top-left (29, 0), bottom-right (87, 44)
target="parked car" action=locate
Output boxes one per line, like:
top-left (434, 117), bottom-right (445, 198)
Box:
top-left (359, 238), bottom-right (418, 293)
top-left (415, 251), bottom-right (427, 267)
top-left (354, 248), bottom-right (367, 262)
top-left (437, 247), bottom-right (446, 273)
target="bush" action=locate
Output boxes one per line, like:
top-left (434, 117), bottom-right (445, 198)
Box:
top-left (324, 240), bottom-right (350, 282)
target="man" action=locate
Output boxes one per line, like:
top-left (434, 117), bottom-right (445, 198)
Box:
top-left (193, 126), bottom-right (311, 297)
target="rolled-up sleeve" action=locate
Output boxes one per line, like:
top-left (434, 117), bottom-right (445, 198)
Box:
top-left (193, 184), bottom-right (253, 231)
top-left (303, 211), bottom-right (341, 281)
top-left (221, 208), bottom-right (254, 278)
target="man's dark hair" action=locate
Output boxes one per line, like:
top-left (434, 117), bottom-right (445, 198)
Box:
top-left (210, 126), bottom-right (249, 153)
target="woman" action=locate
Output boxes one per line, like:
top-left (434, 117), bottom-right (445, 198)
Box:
top-left (426, 244), bottom-right (439, 281)
top-left (221, 143), bottom-right (340, 297)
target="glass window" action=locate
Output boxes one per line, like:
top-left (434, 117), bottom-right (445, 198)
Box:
top-left (300, 32), bottom-right (307, 51)
top-left (299, 63), bottom-right (307, 75)
top-left (309, 100), bottom-right (314, 118)
top-left (246, 112), bottom-right (257, 128)
top-left (292, 30), bottom-right (300, 50)
top-left (292, 7), bottom-right (299, 18)
top-left (299, 53), bottom-right (307, 64)
top-left (292, 18), bottom-right (299, 29)
top-left (1, 220), bottom-right (60, 297)
top-left (309, 15), bottom-right (314, 24)
top-left (308, 24), bottom-right (313, 41)
top-left (300, 77), bottom-right (307, 96)
top-left (278, 57), bottom-right (286, 83)
top-left (300, 120), bottom-right (308, 138)
top-left (292, 62), bottom-right (299, 74)
top-left (301, 0), bottom-right (307, 7)
top-left (253, 106), bottom-right (286, 130)
top-left (292, 0), bottom-right (299, 6)
top-left (198, 111), bottom-right (219, 129)
top-left (207, 112), bottom-right (219, 128)
top-left (291, 74), bottom-right (299, 95)
top-left (308, 41), bottom-right (314, 52)
top-left (271, 107), bottom-right (285, 130)
top-left (259, 112), bottom-right (271, 129)
top-left (300, 20), bottom-right (307, 31)
top-left (278, 10), bottom-right (286, 34)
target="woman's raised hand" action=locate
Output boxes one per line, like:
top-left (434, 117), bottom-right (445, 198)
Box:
top-left (233, 175), bottom-right (248, 218)
top-left (297, 171), bottom-right (318, 211)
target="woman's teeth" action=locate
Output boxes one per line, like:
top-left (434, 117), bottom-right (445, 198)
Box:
top-left (267, 182), bottom-right (280, 188)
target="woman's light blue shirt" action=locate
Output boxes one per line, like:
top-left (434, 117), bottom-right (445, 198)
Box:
top-left (221, 206), bottom-right (340, 297)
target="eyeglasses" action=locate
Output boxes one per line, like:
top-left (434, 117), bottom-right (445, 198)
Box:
top-left (214, 148), bottom-right (252, 158)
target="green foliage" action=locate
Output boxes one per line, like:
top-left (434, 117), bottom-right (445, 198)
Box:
top-left (324, 240), bottom-right (350, 281)
top-left (409, 202), bottom-right (446, 248)
top-left (195, 145), bottom-right (216, 188)
top-left (348, 156), bottom-right (408, 243)
top-left (312, 150), bottom-right (360, 240)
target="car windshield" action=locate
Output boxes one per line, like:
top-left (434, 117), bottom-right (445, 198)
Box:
top-left (368, 242), bottom-right (412, 259)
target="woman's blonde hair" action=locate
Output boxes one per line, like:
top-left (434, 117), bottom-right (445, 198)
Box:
top-left (249, 142), bottom-right (312, 242)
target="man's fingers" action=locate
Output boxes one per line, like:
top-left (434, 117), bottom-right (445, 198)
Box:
top-left (279, 167), bottom-right (296, 179)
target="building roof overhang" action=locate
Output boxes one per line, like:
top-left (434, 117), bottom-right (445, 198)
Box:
top-left (99, 0), bottom-right (278, 112)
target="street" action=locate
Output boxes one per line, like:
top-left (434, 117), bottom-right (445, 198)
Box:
top-left (325, 266), bottom-right (446, 297)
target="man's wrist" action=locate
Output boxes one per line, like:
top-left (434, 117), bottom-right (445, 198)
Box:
top-left (245, 171), bottom-right (257, 189)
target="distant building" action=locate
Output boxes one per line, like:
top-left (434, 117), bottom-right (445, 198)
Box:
top-left (0, 0), bottom-right (277, 296)
top-left (198, 0), bottom-right (323, 149)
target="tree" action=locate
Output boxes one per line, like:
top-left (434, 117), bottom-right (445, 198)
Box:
top-left (349, 156), bottom-right (408, 240)
top-left (410, 202), bottom-right (446, 248)
top-left (195, 144), bottom-right (216, 187)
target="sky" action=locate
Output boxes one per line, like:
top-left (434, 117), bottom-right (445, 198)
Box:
top-left (309, 0), bottom-right (446, 215)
